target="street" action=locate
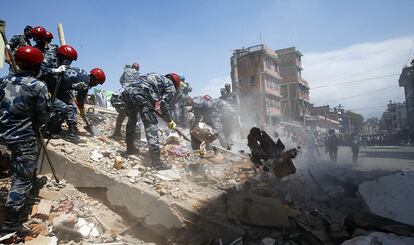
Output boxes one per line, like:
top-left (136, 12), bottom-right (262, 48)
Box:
top-left (316, 146), bottom-right (414, 172)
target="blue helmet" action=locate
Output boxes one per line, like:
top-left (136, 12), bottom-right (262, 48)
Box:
top-left (179, 74), bottom-right (185, 81)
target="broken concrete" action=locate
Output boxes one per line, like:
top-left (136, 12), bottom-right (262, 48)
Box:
top-left (39, 139), bottom-right (246, 242)
top-left (341, 232), bottom-right (414, 245)
top-left (227, 192), bottom-right (290, 227)
top-left (359, 171), bottom-right (414, 226)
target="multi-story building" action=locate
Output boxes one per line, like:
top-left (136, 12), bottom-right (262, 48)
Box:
top-left (362, 117), bottom-right (380, 135)
top-left (398, 61), bottom-right (414, 140)
top-left (230, 44), bottom-right (283, 128)
top-left (307, 105), bottom-right (340, 132)
top-left (275, 47), bottom-right (310, 124)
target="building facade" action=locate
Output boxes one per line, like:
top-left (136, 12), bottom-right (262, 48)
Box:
top-left (230, 44), bottom-right (283, 128)
top-left (398, 61), bottom-right (414, 141)
top-left (275, 47), bottom-right (310, 124)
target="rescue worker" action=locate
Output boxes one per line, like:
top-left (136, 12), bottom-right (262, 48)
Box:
top-left (0, 47), bottom-right (50, 238)
top-left (111, 63), bottom-right (141, 138)
top-left (350, 133), bottom-right (360, 164)
top-left (31, 26), bottom-right (47, 53)
top-left (41, 45), bottom-right (78, 138)
top-left (171, 74), bottom-right (192, 127)
top-left (8, 25), bottom-right (33, 53)
top-left (55, 67), bottom-right (106, 142)
top-left (121, 73), bottom-right (180, 169)
top-left (219, 88), bottom-right (226, 100)
top-left (326, 129), bottom-right (339, 162)
top-left (223, 83), bottom-right (237, 106)
top-left (189, 95), bottom-right (232, 150)
top-left (44, 31), bottom-right (58, 55)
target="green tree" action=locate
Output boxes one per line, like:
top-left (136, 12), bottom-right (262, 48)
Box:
top-left (348, 111), bottom-right (364, 133)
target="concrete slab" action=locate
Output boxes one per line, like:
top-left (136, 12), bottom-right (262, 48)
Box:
top-left (39, 140), bottom-right (246, 242)
top-left (359, 171), bottom-right (414, 226)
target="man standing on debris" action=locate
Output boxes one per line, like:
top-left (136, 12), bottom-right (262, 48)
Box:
top-left (222, 83), bottom-right (238, 109)
top-left (121, 73), bottom-right (180, 169)
top-left (54, 67), bottom-right (106, 142)
top-left (0, 47), bottom-right (50, 238)
top-left (326, 129), bottom-right (339, 162)
top-left (41, 45), bottom-right (77, 138)
top-left (171, 74), bottom-right (192, 128)
top-left (350, 133), bottom-right (360, 164)
top-left (111, 63), bottom-right (141, 138)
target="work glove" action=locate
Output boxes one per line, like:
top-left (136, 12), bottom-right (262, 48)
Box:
top-left (72, 82), bottom-right (88, 90)
top-left (52, 65), bottom-right (66, 73)
top-left (168, 120), bottom-right (176, 130)
top-left (79, 107), bottom-right (86, 119)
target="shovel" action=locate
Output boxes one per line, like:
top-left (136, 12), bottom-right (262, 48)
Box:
top-left (81, 107), bottom-right (101, 136)
top-left (69, 93), bottom-right (101, 136)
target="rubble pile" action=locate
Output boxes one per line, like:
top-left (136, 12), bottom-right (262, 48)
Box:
top-left (2, 106), bottom-right (413, 244)
top-left (0, 175), bottom-right (149, 244)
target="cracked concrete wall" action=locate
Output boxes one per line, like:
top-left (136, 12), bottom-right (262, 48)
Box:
top-left (39, 150), bottom-right (184, 234)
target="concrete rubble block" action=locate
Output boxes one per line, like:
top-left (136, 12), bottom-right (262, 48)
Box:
top-left (341, 231), bottom-right (414, 245)
top-left (272, 158), bottom-right (296, 179)
top-left (25, 235), bottom-right (58, 245)
top-left (34, 199), bottom-right (52, 220)
top-left (358, 171), bottom-right (414, 226)
top-left (227, 192), bottom-right (290, 227)
top-left (52, 213), bottom-right (78, 227)
top-left (114, 156), bottom-right (124, 170)
top-left (38, 189), bottom-right (60, 201)
top-left (261, 237), bottom-right (276, 245)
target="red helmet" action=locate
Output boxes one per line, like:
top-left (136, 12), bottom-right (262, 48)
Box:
top-left (202, 95), bottom-right (212, 101)
top-left (90, 68), bottom-right (106, 84)
top-left (57, 45), bottom-right (78, 61)
top-left (31, 26), bottom-right (47, 41)
top-left (14, 46), bottom-right (44, 67)
top-left (131, 63), bottom-right (140, 70)
top-left (166, 73), bottom-right (181, 89)
top-left (45, 31), bottom-right (53, 42)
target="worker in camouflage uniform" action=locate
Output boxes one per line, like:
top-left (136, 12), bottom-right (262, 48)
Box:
top-left (31, 26), bottom-right (47, 53)
top-left (41, 45), bottom-right (77, 138)
top-left (8, 25), bottom-right (33, 53)
top-left (121, 73), bottom-right (180, 169)
top-left (0, 47), bottom-right (50, 238)
top-left (223, 83), bottom-right (237, 106)
top-left (44, 31), bottom-right (58, 55)
top-left (189, 95), bottom-right (233, 150)
top-left (52, 67), bottom-right (106, 142)
top-left (222, 83), bottom-right (239, 139)
top-left (171, 74), bottom-right (192, 128)
top-left (111, 63), bottom-right (141, 138)
top-left (219, 88), bottom-right (226, 100)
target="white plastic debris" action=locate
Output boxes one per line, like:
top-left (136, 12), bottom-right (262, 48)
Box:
top-left (90, 150), bottom-right (103, 162)
top-left (126, 169), bottom-right (140, 178)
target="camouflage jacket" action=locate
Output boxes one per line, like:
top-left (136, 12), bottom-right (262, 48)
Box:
top-left (192, 97), bottom-right (219, 123)
top-left (40, 44), bottom-right (60, 92)
top-left (0, 72), bottom-right (49, 144)
top-left (122, 73), bottom-right (176, 121)
top-left (8, 34), bottom-right (31, 52)
top-left (119, 66), bottom-right (140, 87)
top-left (60, 67), bottom-right (90, 108)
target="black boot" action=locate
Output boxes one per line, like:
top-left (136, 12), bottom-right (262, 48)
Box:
top-left (65, 124), bottom-right (84, 143)
top-left (126, 138), bottom-right (139, 155)
top-left (150, 150), bottom-right (170, 170)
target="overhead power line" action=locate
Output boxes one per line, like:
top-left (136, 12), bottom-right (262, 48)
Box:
top-left (311, 60), bottom-right (406, 84)
top-left (311, 73), bottom-right (400, 89)
top-left (324, 85), bottom-right (399, 104)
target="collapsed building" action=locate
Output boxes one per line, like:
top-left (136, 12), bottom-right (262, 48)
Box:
top-left (1, 105), bottom-right (414, 244)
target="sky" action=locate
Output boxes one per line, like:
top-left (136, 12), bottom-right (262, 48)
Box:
top-left (1, 0), bottom-right (413, 119)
